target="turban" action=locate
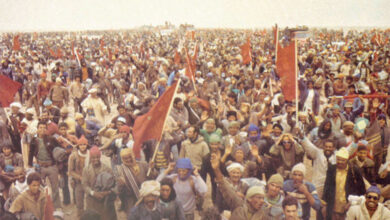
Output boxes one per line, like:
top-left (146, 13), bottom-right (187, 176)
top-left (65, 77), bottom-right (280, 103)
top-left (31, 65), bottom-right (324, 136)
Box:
top-left (209, 134), bottom-right (221, 144)
top-left (117, 117), bottom-right (126, 124)
top-left (292, 163), bottom-right (306, 177)
top-left (246, 186), bottom-right (265, 199)
top-left (267, 174), bottom-right (284, 187)
top-left (332, 104), bottom-right (340, 110)
top-left (228, 121), bottom-right (240, 128)
top-left (77, 135), bottom-right (88, 145)
top-left (367, 185), bottom-right (381, 196)
top-left (75, 113), bottom-right (84, 120)
top-left (176, 158), bottom-right (193, 170)
top-left (118, 125), bottom-right (131, 134)
top-left (343, 121), bottom-right (354, 128)
top-left (89, 146), bottom-right (101, 157)
top-left (378, 114), bottom-right (386, 120)
top-left (120, 148), bottom-right (133, 158)
top-left (88, 88), bottom-right (97, 94)
top-left (139, 180), bottom-right (160, 198)
top-left (336, 147), bottom-right (349, 159)
top-left (60, 107), bottom-right (69, 114)
top-left (10, 102), bottom-right (22, 109)
top-left (43, 99), bottom-right (52, 106)
top-left (26, 108), bottom-right (35, 115)
top-left (227, 162), bottom-right (244, 173)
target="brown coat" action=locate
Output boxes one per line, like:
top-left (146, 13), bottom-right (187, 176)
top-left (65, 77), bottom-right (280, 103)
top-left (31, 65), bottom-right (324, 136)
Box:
top-left (9, 190), bottom-right (46, 220)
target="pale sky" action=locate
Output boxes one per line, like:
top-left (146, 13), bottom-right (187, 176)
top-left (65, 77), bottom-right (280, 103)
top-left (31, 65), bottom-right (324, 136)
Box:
top-left (0, 0), bottom-right (389, 31)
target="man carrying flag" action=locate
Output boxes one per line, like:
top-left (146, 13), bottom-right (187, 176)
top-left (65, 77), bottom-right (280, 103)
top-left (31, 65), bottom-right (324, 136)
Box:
top-left (132, 80), bottom-right (180, 160)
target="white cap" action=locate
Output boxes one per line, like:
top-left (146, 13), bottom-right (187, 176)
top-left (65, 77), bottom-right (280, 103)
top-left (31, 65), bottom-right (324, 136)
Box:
top-left (10, 102), bottom-right (22, 109)
top-left (117, 117), bottom-right (126, 123)
top-left (26, 108), bottom-right (35, 115)
top-left (88, 88), bottom-right (98, 93)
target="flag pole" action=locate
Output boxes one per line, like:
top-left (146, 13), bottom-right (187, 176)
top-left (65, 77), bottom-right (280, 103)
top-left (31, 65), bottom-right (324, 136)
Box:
top-left (147, 78), bottom-right (181, 176)
top-left (274, 24), bottom-right (279, 63)
top-left (295, 38), bottom-right (299, 127)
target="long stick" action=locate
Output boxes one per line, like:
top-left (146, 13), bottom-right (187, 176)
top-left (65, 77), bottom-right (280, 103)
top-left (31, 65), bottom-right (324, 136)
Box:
top-left (295, 38), bottom-right (299, 126)
top-left (147, 78), bottom-right (181, 176)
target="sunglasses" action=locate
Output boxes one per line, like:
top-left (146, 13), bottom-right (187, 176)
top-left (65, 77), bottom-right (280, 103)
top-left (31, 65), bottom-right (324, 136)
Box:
top-left (366, 195), bottom-right (379, 201)
top-left (282, 141), bottom-right (291, 144)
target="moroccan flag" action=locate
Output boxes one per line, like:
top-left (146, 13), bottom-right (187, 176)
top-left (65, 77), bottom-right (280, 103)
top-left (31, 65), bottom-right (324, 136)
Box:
top-left (240, 37), bottom-right (252, 65)
top-left (132, 82), bottom-right (179, 159)
top-left (184, 47), bottom-right (195, 82)
top-left (174, 50), bottom-right (181, 65)
top-left (0, 75), bottom-right (22, 107)
top-left (49, 48), bottom-right (56, 58)
top-left (13, 35), bottom-right (20, 51)
top-left (56, 48), bottom-right (63, 58)
top-left (276, 40), bottom-right (297, 102)
top-left (44, 190), bottom-right (54, 220)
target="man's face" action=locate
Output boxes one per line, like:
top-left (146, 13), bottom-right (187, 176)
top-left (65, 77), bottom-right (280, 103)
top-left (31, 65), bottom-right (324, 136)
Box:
top-left (118, 108), bottom-right (126, 115)
top-left (282, 137), bottom-right (292, 150)
top-left (345, 107), bottom-right (352, 114)
top-left (205, 121), bottom-right (215, 132)
top-left (11, 106), bottom-right (19, 114)
top-left (379, 119), bottom-right (386, 128)
top-left (26, 113), bottom-right (33, 120)
top-left (343, 125), bottom-right (354, 135)
top-left (143, 195), bottom-right (157, 210)
top-left (37, 124), bottom-right (47, 136)
top-left (357, 149), bottom-right (368, 162)
top-left (284, 205), bottom-right (299, 220)
top-left (292, 171), bottom-right (304, 185)
top-left (160, 185), bottom-right (171, 201)
top-left (2, 147), bottom-right (11, 156)
top-left (273, 127), bottom-right (282, 136)
top-left (209, 143), bottom-right (220, 153)
top-left (228, 125), bottom-right (239, 136)
top-left (121, 153), bottom-right (135, 167)
top-left (76, 118), bottom-right (84, 126)
top-left (177, 168), bottom-right (189, 179)
top-left (323, 142), bottom-right (335, 157)
top-left (336, 156), bottom-right (348, 170)
top-left (267, 182), bottom-right (282, 198)
top-left (365, 192), bottom-right (379, 210)
top-left (59, 126), bottom-right (67, 136)
top-left (29, 180), bottom-right (40, 195)
top-left (234, 150), bottom-right (244, 163)
top-left (79, 144), bottom-right (88, 153)
top-left (247, 194), bottom-right (265, 211)
top-left (90, 154), bottom-right (101, 167)
top-left (186, 127), bottom-right (197, 139)
top-left (175, 101), bottom-right (183, 110)
top-left (228, 169), bottom-right (242, 183)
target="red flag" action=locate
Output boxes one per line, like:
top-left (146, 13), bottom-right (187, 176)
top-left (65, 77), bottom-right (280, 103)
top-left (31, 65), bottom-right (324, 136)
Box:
top-left (56, 48), bottom-right (63, 58)
top-left (240, 37), bottom-right (252, 65)
top-left (192, 43), bottom-right (198, 61)
top-left (174, 51), bottom-right (181, 65)
top-left (49, 48), bottom-right (56, 58)
top-left (0, 75), bottom-right (22, 107)
top-left (13, 35), bottom-right (20, 51)
top-left (184, 47), bottom-right (195, 82)
top-left (132, 82), bottom-right (179, 159)
top-left (44, 190), bottom-right (54, 220)
top-left (276, 40), bottom-right (297, 102)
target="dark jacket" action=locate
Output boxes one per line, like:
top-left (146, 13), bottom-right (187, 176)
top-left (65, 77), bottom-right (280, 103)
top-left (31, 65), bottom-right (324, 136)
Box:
top-left (322, 164), bottom-right (366, 220)
top-left (28, 135), bottom-right (59, 166)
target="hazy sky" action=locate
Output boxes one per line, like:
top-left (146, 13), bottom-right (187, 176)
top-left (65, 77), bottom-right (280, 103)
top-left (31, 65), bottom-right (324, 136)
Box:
top-left (0, 0), bottom-right (389, 31)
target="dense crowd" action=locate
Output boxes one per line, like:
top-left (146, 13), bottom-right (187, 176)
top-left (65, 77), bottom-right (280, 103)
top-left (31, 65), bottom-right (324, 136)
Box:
top-left (0, 26), bottom-right (389, 220)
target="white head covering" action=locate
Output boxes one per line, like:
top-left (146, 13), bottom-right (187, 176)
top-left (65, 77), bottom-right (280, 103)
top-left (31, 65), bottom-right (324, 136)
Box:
top-left (292, 163), bottom-right (306, 176)
top-left (139, 180), bottom-right (161, 198)
top-left (227, 162), bottom-right (244, 173)
top-left (10, 102), bottom-right (22, 109)
top-left (26, 108), bottom-right (35, 115)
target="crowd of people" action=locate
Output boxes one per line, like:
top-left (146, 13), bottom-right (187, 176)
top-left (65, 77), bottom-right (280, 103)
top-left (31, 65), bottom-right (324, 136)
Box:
top-left (0, 26), bottom-right (389, 220)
